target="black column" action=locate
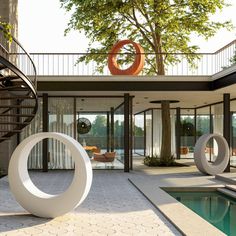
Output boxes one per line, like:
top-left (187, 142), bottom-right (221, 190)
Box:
top-left (210, 106), bottom-right (213, 162)
top-left (129, 96), bottom-right (133, 170)
top-left (224, 93), bottom-right (230, 172)
top-left (107, 111), bottom-right (110, 152)
top-left (124, 93), bottom-right (130, 172)
top-left (176, 107), bottom-right (181, 159)
top-left (42, 93), bottom-right (48, 172)
top-left (73, 97), bottom-right (77, 139)
top-left (110, 107), bottom-right (114, 152)
top-left (194, 108), bottom-right (197, 144)
top-left (144, 112), bottom-right (146, 157)
top-left (16, 99), bottom-right (20, 144)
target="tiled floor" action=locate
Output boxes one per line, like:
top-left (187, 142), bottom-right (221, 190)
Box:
top-left (0, 170), bottom-right (181, 236)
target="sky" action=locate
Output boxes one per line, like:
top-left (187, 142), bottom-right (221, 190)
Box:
top-left (18, 0), bottom-right (236, 53)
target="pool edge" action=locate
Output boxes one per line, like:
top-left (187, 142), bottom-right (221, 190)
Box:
top-left (128, 177), bottom-right (226, 236)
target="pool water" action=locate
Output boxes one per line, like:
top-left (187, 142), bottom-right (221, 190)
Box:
top-left (167, 191), bottom-right (236, 236)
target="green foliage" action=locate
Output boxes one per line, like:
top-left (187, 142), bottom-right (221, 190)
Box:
top-left (90, 115), bottom-right (107, 136)
top-left (230, 50), bottom-right (236, 65)
top-left (134, 126), bottom-right (144, 136)
top-left (60, 0), bottom-right (233, 75)
top-left (0, 18), bottom-right (12, 42)
top-left (143, 155), bottom-right (178, 167)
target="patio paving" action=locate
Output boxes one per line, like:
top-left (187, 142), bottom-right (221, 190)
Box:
top-left (0, 169), bottom-right (181, 236)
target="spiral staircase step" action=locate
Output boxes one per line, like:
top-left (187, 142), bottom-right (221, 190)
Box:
top-left (0, 114), bottom-right (35, 117)
top-left (0, 64), bottom-right (7, 70)
top-left (0, 26), bottom-right (38, 143)
top-left (0, 121), bottom-right (30, 125)
top-left (0, 85), bottom-right (28, 91)
top-left (0, 130), bottom-right (22, 133)
top-left (0, 105), bottom-right (35, 108)
top-left (0, 75), bottom-right (20, 81)
top-left (0, 96), bottom-right (35, 100)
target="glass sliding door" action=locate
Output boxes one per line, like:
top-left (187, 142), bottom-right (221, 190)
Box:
top-left (231, 100), bottom-right (236, 166)
top-left (114, 104), bottom-right (124, 166)
top-left (180, 109), bottom-right (195, 158)
top-left (134, 113), bottom-right (145, 156)
top-left (145, 110), bottom-right (153, 157)
top-left (196, 106), bottom-right (211, 161)
top-left (48, 97), bottom-right (75, 169)
top-left (211, 103), bottom-right (223, 162)
top-left (152, 109), bottom-right (161, 156)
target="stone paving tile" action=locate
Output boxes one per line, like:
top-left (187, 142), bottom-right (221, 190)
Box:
top-left (0, 170), bottom-right (181, 235)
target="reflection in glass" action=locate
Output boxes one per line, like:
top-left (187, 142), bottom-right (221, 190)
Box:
top-left (48, 97), bottom-right (74, 169)
top-left (114, 104), bottom-right (124, 164)
top-left (134, 113), bottom-right (145, 155)
top-left (21, 98), bottom-right (43, 169)
top-left (180, 109), bottom-right (195, 158)
top-left (145, 110), bottom-right (152, 156)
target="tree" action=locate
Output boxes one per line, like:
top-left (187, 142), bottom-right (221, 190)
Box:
top-left (91, 115), bottom-right (107, 136)
top-left (61, 0), bottom-right (232, 164)
top-left (61, 0), bottom-right (232, 75)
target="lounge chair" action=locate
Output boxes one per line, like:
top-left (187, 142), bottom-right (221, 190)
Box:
top-left (93, 152), bottom-right (116, 164)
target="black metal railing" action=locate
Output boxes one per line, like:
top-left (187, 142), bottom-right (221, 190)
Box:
top-left (0, 25), bottom-right (37, 87)
top-left (16, 39), bottom-right (236, 77)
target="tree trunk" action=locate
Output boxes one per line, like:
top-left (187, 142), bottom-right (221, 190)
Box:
top-left (156, 53), bottom-right (165, 75)
top-left (154, 34), bottom-right (165, 75)
top-left (160, 101), bottom-right (171, 162)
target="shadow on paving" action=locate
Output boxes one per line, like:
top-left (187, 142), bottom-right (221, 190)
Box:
top-left (0, 214), bottom-right (50, 232)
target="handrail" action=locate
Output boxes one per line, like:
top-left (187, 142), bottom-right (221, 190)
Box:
top-left (214, 39), bottom-right (236, 54)
top-left (7, 38), bottom-right (236, 77)
top-left (28, 39), bottom-right (236, 55)
top-left (0, 25), bottom-right (37, 88)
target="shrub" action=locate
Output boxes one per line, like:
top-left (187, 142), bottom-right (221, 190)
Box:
top-left (143, 155), bottom-right (182, 167)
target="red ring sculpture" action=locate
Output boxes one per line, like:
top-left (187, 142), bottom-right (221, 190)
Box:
top-left (108, 39), bottom-right (145, 75)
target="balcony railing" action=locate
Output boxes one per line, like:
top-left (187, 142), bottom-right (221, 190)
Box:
top-left (14, 39), bottom-right (236, 77)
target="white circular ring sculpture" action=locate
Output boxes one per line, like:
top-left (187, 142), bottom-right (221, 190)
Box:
top-left (8, 132), bottom-right (92, 218)
top-left (194, 133), bottom-right (229, 175)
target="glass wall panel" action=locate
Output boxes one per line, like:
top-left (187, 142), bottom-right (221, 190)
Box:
top-left (21, 98), bottom-right (43, 169)
top-left (231, 100), bottom-right (236, 166)
top-left (180, 109), bottom-right (195, 158)
top-left (77, 113), bottom-right (107, 153)
top-left (153, 109), bottom-right (161, 156)
top-left (48, 97), bottom-right (74, 169)
top-left (76, 97), bottom-right (124, 170)
top-left (114, 104), bottom-right (124, 166)
top-left (134, 113), bottom-right (145, 155)
top-left (170, 109), bottom-right (176, 155)
top-left (211, 103), bottom-right (223, 161)
top-left (196, 106), bottom-right (211, 161)
top-left (145, 110), bottom-right (152, 156)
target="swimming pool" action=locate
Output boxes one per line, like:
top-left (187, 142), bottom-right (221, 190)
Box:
top-left (167, 190), bottom-right (236, 236)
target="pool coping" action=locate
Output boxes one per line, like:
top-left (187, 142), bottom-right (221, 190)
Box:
top-left (128, 178), bottom-right (226, 236)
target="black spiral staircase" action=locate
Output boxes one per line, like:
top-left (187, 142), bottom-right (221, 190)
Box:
top-left (0, 26), bottom-right (37, 142)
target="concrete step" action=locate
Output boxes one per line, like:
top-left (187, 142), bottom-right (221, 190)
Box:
top-left (217, 187), bottom-right (236, 198)
top-left (215, 174), bottom-right (236, 185)
top-left (225, 185), bottom-right (236, 192)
